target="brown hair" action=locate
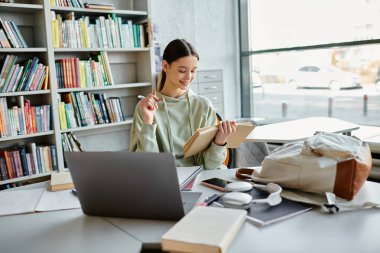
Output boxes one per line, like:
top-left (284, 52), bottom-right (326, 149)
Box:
top-left (157, 39), bottom-right (199, 91)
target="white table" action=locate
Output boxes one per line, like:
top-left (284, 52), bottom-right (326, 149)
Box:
top-left (245, 117), bottom-right (359, 143)
top-left (0, 209), bottom-right (142, 253)
top-left (1, 169), bottom-right (379, 253)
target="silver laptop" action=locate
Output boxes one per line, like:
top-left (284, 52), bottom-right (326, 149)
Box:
top-left (65, 151), bottom-right (202, 221)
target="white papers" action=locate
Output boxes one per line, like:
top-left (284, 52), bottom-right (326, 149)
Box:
top-left (0, 188), bottom-right (81, 216)
top-left (0, 188), bottom-right (45, 216)
top-left (35, 189), bottom-right (81, 212)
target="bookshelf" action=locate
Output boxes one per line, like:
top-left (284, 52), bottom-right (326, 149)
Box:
top-left (0, 0), bottom-right (154, 188)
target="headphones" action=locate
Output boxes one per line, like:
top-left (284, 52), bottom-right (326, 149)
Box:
top-left (221, 181), bottom-right (282, 210)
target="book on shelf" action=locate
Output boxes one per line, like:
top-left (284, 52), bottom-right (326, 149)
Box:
top-left (84, 2), bottom-right (116, 10)
top-left (0, 18), bottom-right (27, 48)
top-left (52, 13), bottom-right (149, 49)
top-left (0, 28), bottom-right (12, 48)
top-left (50, 171), bottom-right (74, 191)
top-left (0, 55), bottom-right (48, 92)
top-left (0, 143), bottom-right (58, 181)
top-left (55, 52), bottom-right (113, 89)
top-left (183, 122), bottom-right (255, 158)
top-left (212, 187), bottom-right (313, 226)
top-left (51, 0), bottom-right (84, 8)
top-left (161, 206), bottom-right (247, 253)
top-left (61, 132), bottom-right (83, 152)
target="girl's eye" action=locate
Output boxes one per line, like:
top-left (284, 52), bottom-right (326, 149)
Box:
top-left (179, 70), bottom-right (186, 73)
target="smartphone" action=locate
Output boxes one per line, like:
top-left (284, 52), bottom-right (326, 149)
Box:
top-left (201, 178), bottom-right (233, 192)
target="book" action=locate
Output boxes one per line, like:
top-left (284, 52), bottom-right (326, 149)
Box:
top-left (84, 3), bottom-right (116, 10)
top-left (161, 206), bottom-right (246, 253)
top-left (183, 122), bottom-right (255, 158)
top-left (49, 171), bottom-right (74, 191)
top-left (212, 186), bottom-right (312, 226)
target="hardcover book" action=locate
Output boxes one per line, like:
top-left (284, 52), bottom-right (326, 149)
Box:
top-left (161, 206), bottom-right (246, 253)
top-left (183, 122), bottom-right (255, 158)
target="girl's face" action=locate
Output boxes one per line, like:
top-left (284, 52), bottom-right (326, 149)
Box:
top-left (163, 56), bottom-right (198, 95)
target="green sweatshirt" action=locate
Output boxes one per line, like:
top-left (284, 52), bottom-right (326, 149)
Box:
top-left (129, 89), bottom-right (227, 170)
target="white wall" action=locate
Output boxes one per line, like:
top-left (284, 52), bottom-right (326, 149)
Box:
top-left (151, 0), bottom-right (240, 119)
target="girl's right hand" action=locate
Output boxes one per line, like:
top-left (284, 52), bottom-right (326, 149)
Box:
top-left (139, 91), bottom-right (162, 124)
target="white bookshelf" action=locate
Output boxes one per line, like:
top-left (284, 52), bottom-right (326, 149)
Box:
top-left (0, 0), bottom-right (154, 187)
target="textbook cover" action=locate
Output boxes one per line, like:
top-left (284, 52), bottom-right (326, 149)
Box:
top-left (183, 122), bottom-right (254, 158)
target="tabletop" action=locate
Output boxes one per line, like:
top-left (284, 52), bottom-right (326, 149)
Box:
top-left (245, 117), bottom-right (359, 143)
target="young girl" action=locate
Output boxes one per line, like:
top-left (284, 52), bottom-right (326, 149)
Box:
top-left (129, 39), bottom-right (237, 169)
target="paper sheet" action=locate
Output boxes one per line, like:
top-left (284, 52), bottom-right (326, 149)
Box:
top-left (35, 189), bottom-right (81, 212)
top-left (0, 188), bottom-right (45, 216)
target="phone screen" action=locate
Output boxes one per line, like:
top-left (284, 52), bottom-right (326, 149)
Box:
top-left (201, 178), bottom-right (232, 191)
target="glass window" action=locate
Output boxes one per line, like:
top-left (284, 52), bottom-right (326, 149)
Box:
top-left (240, 0), bottom-right (380, 126)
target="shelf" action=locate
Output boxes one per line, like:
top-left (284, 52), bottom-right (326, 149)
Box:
top-left (56, 83), bottom-right (151, 93)
top-left (0, 0), bottom-right (153, 184)
top-left (53, 48), bottom-right (150, 52)
top-left (0, 48), bottom-right (48, 53)
top-left (0, 3), bottom-right (43, 13)
top-left (0, 131), bottom-right (55, 142)
top-left (60, 118), bottom-right (133, 133)
top-left (0, 172), bottom-right (51, 186)
top-left (50, 6), bottom-right (148, 17)
top-left (0, 90), bottom-right (51, 97)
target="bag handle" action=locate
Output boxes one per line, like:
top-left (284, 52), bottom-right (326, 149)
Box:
top-left (235, 168), bottom-right (256, 180)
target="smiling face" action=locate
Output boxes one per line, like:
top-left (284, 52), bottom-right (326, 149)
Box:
top-left (161, 56), bottom-right (198, 98)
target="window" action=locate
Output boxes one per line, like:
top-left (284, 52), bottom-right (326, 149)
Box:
top-left (239, 0), bottom-right (380, 126)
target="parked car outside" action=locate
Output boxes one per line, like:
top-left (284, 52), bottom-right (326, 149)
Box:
top-left (287, 65), bottom-right (362, 90)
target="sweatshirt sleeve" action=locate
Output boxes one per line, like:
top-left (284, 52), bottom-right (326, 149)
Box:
top-left (197, 107), bottom-right (227, 170)
top-left (129, 104), bottom-right (160, 152)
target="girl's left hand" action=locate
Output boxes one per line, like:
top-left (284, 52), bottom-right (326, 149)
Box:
top-left (214, 120), bottom-right (237, 146)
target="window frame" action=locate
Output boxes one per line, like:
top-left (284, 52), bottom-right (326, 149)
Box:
top-left (239, 0), bottom-right (380, 118)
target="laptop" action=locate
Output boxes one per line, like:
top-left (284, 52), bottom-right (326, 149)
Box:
top-left (64, 151), bottom-right (202, 221)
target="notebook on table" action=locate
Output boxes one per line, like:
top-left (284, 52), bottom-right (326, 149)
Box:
top-left (65, 151), bottom-right (202, 221)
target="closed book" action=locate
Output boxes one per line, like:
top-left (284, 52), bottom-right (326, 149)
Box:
top-left (50, 171), bottom-right (74, 191)
top-left (49, 144), bottom-right (58, 172)
top-left (183, 122), bottom-right (255, 158)
top-left (26, 142), bottom-right (39, 174)
top-left (161, 206), bottom-right (246, 253)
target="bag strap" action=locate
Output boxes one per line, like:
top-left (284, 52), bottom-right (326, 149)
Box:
top-left (235, 168), bottom-right (256, 180)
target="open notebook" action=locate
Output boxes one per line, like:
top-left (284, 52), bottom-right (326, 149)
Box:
top-left (183, 122), bottom-right (255, 158)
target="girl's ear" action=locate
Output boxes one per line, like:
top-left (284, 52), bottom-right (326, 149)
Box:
top-left (162, 60), bottom-right (169, 72)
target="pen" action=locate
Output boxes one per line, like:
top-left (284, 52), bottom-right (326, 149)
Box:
top-left (196, 194), bottom-right (220, 206)
top-left (137, 95), bottom-right (163, 103)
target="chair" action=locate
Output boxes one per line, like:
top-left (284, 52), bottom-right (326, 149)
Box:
top-left (215, 113), bottom-right (233, 168)
top-left (230, 118), bottom-right (270, 168)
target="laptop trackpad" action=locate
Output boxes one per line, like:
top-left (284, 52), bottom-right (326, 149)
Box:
top-left (181, 191), bottom-right (203, 214)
